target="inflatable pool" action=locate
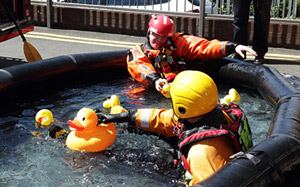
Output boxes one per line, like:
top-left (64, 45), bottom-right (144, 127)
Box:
top-left (0, 50), bottom-right (299, 186)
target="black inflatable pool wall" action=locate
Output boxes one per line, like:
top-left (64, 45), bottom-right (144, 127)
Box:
top-left (198, 58), bottom-right (300, 186)
top-left (0, 50), bottom-right (128, 93)
top-left (0, 51), bottom-right (299, 186)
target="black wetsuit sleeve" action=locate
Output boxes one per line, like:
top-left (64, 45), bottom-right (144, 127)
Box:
top-left (146, 73), bottom-right (160, 87)
top-left (225, 42), bottom-right (239, 54)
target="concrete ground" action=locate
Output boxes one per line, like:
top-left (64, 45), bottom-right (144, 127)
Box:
top-left (1, 26), bottom-right (300, 78)
top-left (246, 47), bottom-right (300, 78)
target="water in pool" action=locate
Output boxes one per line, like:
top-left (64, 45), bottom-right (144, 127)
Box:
top-left (0, 71), bottom-right (287, 186)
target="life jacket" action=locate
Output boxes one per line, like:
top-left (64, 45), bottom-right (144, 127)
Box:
top-left (141, 37), bottom-right (184, 82)
top-left (177, 103), bottom-right (253, 173)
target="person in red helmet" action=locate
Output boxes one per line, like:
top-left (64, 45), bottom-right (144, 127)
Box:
top-left (127, 14), bottom-right (257, 95)
top-left (147, 14), bottom-right (174, 50)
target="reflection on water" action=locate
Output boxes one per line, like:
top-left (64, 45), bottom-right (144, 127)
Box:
top-left (1, 72), bottom-right (295, 186)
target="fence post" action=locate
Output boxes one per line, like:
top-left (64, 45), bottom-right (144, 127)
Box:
top-left (199, 0), bottom-right (206, 37)
top-left (47, 0), bottom-right (54, 28)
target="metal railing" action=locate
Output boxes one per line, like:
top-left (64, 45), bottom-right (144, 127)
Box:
top-left (33, 0), bottom-right (300, 19)
top-left (217, 0), bottom-right (299, 19)
top-left (271, 0), bottom-right (299, 19)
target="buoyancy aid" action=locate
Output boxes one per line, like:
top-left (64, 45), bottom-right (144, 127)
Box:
top-left (141, 37), bottom-right (182, 82)
top-left (127, 33), bottom-right (187, 83)
top-left (177, 103), bottom-right (253, 173)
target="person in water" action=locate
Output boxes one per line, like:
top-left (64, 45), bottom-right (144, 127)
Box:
top-left (127, 14), bottom-right (257, 94)
top-left (97, 70), bottom-right (253, 185)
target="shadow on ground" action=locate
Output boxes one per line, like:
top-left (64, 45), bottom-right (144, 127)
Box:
top-left (245, 59), bottom-right (300, 65)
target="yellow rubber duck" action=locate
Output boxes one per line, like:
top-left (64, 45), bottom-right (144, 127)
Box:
top-left (220, 88), bottom-right (241, 106)
top-left (161, 83), bottom-right (171, 98)
top-left (35, 109), bottom-right (54, 127)
top-left (110, 105), bottom-right (127, 114)
top-left (103, 95), bottom-right (127, 114)
top-left (103, 95), bottom-right (120, 109)
top-left (66, 107), bottom-right (116, 152)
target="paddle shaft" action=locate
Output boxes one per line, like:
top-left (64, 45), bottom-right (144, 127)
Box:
top-left (0, 0), bottom-right (26, 42)
top-left (1, 0), bottom-right (42, 62)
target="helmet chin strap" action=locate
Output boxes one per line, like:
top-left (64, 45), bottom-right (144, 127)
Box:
top-left (185, 114), bottom-right (206, 123)
top-left (146, 30), bottom-right (151, 44)
top-left (146, 31), bottom-right (159, 50)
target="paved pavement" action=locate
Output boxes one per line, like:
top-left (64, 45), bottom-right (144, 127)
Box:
top-left (1, 26), bottom-right (300, 77)
top-left (246, 47), bottom-right (300, 78)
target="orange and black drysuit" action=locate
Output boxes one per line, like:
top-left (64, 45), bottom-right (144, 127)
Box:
top-left (99, 103), bottom-right (252, 186)
top-left (127, 33), bottom-right (238, 87)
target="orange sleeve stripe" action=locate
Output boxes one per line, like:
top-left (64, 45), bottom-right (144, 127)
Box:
top-left (135, 109), bottom-right (177, 137)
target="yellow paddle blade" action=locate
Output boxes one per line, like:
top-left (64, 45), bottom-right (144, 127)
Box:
top-left (23, 40), bottom-right (42, 63)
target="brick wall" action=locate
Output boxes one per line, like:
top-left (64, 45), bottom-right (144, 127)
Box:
top-left (31, 3), bottom-right (300, 49)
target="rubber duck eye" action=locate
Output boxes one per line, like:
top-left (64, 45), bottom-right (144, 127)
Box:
top-left (82, 117), bottom-right (85, 121)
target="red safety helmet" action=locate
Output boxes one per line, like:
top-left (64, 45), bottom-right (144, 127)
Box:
top-left (148, 15), bottom-right (174, 37)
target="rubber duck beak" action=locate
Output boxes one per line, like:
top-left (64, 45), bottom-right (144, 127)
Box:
top-left (38, 116), bottom-right (44, 123)
top-left (38, 116), bottom-right (51, 126)
top-left (67, 119), bottom-right (85, 131)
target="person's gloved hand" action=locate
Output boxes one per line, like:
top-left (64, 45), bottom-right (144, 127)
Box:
top-left (96, 109), bottom-right (138, 133)
top-left (155, 78), bottom-right (168, 92)
top-left (97, 112), bottom-right (130, 124)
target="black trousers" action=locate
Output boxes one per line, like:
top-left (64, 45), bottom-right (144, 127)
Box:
top-left (232, 0), bottom-right (272, 57)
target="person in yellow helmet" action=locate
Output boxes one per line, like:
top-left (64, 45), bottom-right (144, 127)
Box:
top-left (97, 70), bottom-right (253, 186)
top-left (127, 14), bottom-right (257, 96)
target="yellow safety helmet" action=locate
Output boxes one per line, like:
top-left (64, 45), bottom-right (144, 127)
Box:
top-left (170, 70), bottom-right (218, 119)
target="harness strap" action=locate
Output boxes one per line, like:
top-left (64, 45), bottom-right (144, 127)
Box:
top-left (230, 151), bottom-right (261, 165)
top-left (231, 151), bottom-right (284, 186)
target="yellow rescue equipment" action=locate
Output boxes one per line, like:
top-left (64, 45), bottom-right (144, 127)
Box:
top-left (66, 107), bottom-right (116, 152)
